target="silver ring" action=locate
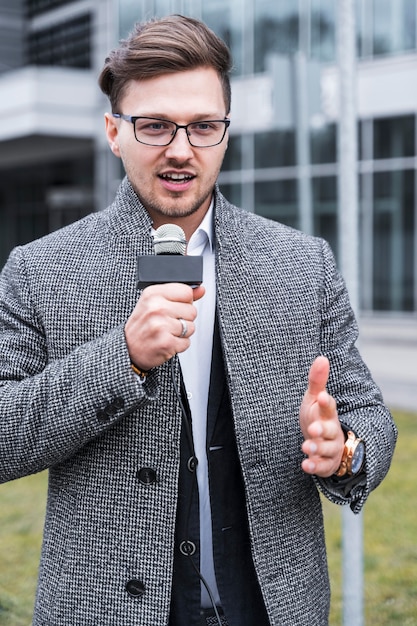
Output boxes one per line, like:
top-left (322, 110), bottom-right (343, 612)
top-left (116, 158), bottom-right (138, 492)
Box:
top-left (178, 318), bottom-right (188, 338)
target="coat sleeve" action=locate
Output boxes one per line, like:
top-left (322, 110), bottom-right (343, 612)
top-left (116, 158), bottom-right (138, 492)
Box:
top-left (0, 247), bottom-right (159, 483)
top-left (313, 239), bottom-right (398, 513)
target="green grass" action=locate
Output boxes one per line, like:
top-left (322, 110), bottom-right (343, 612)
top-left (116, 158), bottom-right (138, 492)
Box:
top-left (0, 471), bottom-right (46, 625)
top-left (0, 411), bottom-right (415, 625)
top-left (324, 410), bottom-right (417, 625)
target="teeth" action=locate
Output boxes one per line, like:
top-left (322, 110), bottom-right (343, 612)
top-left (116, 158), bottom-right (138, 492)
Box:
top-left (161, 173), bottom-right (192, 181)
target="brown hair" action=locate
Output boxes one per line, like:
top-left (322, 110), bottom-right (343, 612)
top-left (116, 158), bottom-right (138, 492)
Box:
top-left (98, 14), bottom-right (232, 114)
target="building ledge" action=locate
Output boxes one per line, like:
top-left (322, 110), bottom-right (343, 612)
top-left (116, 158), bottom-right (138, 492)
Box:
top-left (0, 66), bottom-right (98, 141)
top-left (322, 53), bottom-right (417, 120)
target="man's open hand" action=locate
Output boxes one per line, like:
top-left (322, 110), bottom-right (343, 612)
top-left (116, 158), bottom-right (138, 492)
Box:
top-left (299, 356), bottom-right (345, 477)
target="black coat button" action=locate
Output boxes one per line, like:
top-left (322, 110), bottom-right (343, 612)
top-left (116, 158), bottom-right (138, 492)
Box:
top-left (105, 397), bottom-right (125, 415)
top-left (97, 398), bottom-right (125, 422)
top-left (136, 467), bottom-right (157, 485)
top-left (113, 397), bottom-right (125, 410)
top-left (126, 579), bottom-right (145, 597)
top-left (96, 409), bottom-right (110, 423)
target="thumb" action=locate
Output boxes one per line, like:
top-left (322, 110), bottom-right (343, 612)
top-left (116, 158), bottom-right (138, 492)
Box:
top-left (307, 355), bottom-right (330, 399)
top-left (192, 285), bottom-right (206, 301)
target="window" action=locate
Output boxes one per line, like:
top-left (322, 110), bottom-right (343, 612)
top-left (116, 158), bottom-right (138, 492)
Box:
top-left (310, 0), bottom-right (336, 62)
top-left (255, 130), bottom-right (296, 168)
top-left (254, 0), bottom-right (299, 73)
top-left (310, 124), bottom-right (337, 165)
top-left (373, 0), bottom-right (416, 56)
top-left (373, 170), bottom-right (414, 310)
top-left (0, 156), bottom-right (94, 269)
top-left (222, 135), bottom-right (243, 172)
top-left (27, 0), bottom-right (75, 18)
top-left (255, 179), bottom-right (298, 228)
top-left (373, 116), bottom-right (415, 160)
top-left (312, 176), bottom-right (338, 257)
top-left (28, 14), bottom-right (91, 69)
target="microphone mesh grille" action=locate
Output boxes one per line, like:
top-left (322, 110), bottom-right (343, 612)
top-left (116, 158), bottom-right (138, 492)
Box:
top-left (153, 224), bottom-right (187, 255)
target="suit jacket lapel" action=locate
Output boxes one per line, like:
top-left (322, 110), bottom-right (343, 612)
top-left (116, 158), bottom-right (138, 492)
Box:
top-left (206, 315), bottom-right (227, 446)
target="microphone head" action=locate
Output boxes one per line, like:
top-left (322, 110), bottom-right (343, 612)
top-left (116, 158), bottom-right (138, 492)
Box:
top-left (153, 224), bottom-right (187, 255)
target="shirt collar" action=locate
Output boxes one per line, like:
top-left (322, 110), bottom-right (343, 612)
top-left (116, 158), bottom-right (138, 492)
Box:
top-left (150, 198), bottom-right (215, 253)
top-left (187, 198), bottom-right (214, 254)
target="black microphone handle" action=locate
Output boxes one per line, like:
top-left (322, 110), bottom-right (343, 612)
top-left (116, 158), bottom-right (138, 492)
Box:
top-left (136, 254), bottom-right (203, 289)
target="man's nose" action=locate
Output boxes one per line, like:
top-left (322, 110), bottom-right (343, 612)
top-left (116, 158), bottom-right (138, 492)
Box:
top-left (165, 127), bottom-right (194, 158)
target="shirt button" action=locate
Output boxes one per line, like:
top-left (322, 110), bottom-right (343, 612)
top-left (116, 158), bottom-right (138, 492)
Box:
top-left (179, 540), bottom-right (196, 556)
top-left (187, 391), bottom-right (193, 400)
top-left (187, 456), bottom-right (198, 472)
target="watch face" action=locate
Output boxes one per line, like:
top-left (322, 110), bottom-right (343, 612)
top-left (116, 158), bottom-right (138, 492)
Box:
top-left (351, 441), bottom-right (365, 474)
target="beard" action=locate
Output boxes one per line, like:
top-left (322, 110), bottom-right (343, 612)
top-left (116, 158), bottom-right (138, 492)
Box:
top-left (133, 182), bottom-right (214, 223)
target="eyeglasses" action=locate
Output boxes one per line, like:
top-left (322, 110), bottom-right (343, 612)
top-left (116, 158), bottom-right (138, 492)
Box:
top-left (113, 114), bottom-right (230, 148)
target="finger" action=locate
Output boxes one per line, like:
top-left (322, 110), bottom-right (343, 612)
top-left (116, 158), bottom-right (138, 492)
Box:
top-left (301, 456), bottom-right (340, 477)
top-left (301, 420), bottom-right (344, 456)
top-left (139, 292), bottom-right (198, 324)
top-left (305, 393), bottom-right (339, 443)
top-left (143, 282), bottom-right (196, 305)
top-left (191, 285), bottom-right (206, 301)
top-left (141, 284), bottom-right (204, 322)
top-left (302, 391), bottom-right (337, 433)
top-left (307, 419), bottom-right (340, 444)
top-left (301, 438), bottom-right (344, 477)
top-left (175, 317), bottom-right (195, 339)
top-left (306, 356), bottom-right (330, 398)
top-left (316, 390), bottom-right (338, 421)
top-left (164, 283), bottom-right (205, 304)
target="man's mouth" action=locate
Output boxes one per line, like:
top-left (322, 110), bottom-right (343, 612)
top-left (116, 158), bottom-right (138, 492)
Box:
top-left (159, 172), bottom-right (194, 183)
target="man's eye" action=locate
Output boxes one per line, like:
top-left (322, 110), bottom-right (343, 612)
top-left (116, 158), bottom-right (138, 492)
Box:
top-left (136, 120), bottom-right (172, 133)
top-left (192, 122), bottom-right (217, 132)
top-left (148, 123), bottom-right (167, 130)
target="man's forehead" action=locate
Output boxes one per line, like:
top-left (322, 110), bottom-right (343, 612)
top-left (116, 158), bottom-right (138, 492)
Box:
top-left (119, 69), bottom-right (226, 115)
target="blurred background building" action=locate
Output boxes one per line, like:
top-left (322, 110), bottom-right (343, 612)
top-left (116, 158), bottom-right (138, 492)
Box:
top-left (0, 0), bottom-right (416, 313)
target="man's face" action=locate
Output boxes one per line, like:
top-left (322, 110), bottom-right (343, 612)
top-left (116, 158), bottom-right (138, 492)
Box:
top-left (105, 67), bottom-right (229, 234)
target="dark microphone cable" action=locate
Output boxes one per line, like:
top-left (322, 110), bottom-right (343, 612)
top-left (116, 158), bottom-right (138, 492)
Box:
top-left (170, 359), bottom-right (223, 626)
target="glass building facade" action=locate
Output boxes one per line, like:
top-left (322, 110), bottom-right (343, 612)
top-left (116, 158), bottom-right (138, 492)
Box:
top-left (118, 0), bottom-right (416, 312)
top-left (0, 0), bottom-right (416, 313)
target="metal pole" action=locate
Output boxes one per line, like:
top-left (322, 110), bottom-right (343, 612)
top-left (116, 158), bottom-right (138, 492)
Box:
top-left (294, 50), bottom-right (314, 235)
top-left (295, 0), bottom-right (313, 235)
top-left (94, 0), bottom-right (121, 213)
top-left (337, 1), bottom-right (364, 625)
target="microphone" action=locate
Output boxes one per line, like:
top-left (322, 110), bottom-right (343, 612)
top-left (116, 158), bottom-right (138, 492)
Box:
top-left (153, 223), bottom-right (187, 255)
top-left (137, 224), bottom-right (203, 289)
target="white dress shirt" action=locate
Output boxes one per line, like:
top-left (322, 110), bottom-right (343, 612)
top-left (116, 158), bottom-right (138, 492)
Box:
top-left (176, 202), bottom-right (220, 607)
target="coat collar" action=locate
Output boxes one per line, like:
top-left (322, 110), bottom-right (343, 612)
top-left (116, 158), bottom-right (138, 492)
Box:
top-left (106, 177), bottom-right (153, 238)
top-left (107, 177), bottom-right (242, 243)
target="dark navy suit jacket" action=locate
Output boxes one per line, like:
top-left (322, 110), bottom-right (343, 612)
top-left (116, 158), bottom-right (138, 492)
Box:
top-left (169, 319), bottom-right (270, 626)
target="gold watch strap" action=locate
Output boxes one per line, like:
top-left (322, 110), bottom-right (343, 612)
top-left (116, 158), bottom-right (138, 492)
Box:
top-left (335, 430), bottom-right (356, 477)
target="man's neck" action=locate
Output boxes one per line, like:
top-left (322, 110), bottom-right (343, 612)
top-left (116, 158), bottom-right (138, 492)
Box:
top-left (147, 196), bottom-right (214, 242)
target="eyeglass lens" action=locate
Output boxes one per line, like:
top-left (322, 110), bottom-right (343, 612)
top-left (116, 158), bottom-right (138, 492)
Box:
top-left (133, 118), bottom-right (228, 147)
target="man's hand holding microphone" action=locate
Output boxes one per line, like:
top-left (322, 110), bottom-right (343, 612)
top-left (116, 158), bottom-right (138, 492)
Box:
top-left (125, 224), bottom-right (205, 373)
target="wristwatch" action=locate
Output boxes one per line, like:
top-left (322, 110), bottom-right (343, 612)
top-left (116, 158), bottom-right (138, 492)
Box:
top-left (335, 430), bottom-right (365, 477)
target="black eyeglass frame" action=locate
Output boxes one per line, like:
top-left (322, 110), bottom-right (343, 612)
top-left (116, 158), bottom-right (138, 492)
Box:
top-left (112, 114), bottom-right (231, 147)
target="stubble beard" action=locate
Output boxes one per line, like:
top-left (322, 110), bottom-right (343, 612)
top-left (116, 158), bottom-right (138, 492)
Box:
top-left (135, 185), bottom-right (214, 223)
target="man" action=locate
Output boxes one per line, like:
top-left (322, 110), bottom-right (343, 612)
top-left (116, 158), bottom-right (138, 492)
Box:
top-left (0, 14), bottom-right (396, 626)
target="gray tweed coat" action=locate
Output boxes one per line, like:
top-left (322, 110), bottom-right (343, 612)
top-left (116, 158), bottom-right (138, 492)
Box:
top-left (0, 178), bottom-right (396, 625)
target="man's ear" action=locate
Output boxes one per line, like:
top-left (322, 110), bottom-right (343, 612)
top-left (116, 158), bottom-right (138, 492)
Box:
top-left (104, 113), bottom-right (121, 158)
